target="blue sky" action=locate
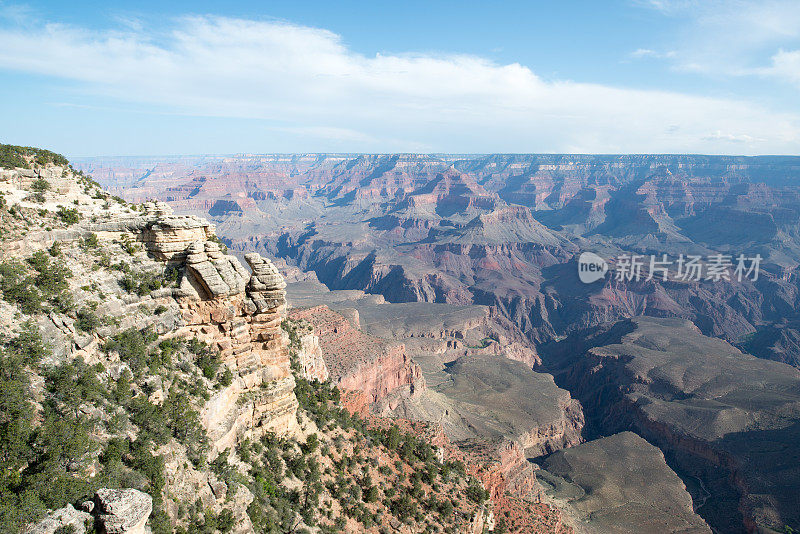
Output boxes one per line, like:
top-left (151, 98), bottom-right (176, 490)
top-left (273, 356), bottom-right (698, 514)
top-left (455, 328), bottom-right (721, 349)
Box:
top-left (1, 0), bottom-right (799, 156)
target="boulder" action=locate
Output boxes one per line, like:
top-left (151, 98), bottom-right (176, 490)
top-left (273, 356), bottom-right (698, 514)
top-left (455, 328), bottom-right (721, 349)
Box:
top-left (94, 488), bottom-right (152, 534)
top-left (25, 504), bottom-right (92, 534)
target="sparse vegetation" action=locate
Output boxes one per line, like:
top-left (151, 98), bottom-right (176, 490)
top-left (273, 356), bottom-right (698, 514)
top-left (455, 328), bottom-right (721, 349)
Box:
top-left (29, 178), bottom-right (50, 203)
top-left (0, 251), bottom-right (72, 314)
top-left (76, 307), bottom-right (102, 333)
top-left (56, 206), bottom-right (80, 225)
top-left (0, 144), bottom-right (69, 169)
top-left (120, 269), bottom-right (163, 296)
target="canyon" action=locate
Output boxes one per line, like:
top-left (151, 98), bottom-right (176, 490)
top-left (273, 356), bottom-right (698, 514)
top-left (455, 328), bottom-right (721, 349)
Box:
top-left (79, 153), bottom-right (800, 364)
top-left (61, 152), bottom-right (800, 533)
top-left (2, 148), bottom-right (585, 534)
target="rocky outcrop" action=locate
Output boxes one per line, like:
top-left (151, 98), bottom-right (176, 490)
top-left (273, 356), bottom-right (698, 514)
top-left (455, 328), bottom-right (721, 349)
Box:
top-left (178, 253), bottom-right (299, 454)
top-left (244, 252), bottom-right (286, 310)
top-left (26, 489), bottom-right (153, 534)
top-left (95, 204), bottom-right (300, 453)
top-left (183, 240), bottom-right (248, 298)
top-left (94, 488), bottom-right (153, 534)
top-left (25, 504), bottom-right (93, 534)
top-left (91, 201), bottom-right (214, 262)
top-left (296, 329), bottom-right (329, 382)
top-left (461, 438), bottom-right (542, 503)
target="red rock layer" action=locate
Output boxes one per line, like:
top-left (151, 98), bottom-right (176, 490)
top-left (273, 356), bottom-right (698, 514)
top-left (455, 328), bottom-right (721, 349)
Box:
top-left (289, 305), bottom-right (424, 413)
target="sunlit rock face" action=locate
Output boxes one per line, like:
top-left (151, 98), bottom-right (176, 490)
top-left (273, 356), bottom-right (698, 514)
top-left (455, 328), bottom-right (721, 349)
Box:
top-left (97, 206), bottom-right (300, 454)
top-left (176, 251), bottom-right (299, 455)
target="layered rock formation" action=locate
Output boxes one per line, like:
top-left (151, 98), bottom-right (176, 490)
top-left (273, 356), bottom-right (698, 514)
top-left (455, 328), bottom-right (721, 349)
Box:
top-left (182, 240), bottom-right (248, 298)
top-left (544, 317), bottom-right (800, 532)
top-left (459, 438), bottom-right (542, 503)
top-left (4, 149), bottom-right (587, 534)
top-left (94, 202), bottom-right (300, 451)
top-left (289, 304), bottom-right (423, 414)
top-left (176, 251), bottom-right (298, 453)
top-left (92, 201), bottom-right (215, 263)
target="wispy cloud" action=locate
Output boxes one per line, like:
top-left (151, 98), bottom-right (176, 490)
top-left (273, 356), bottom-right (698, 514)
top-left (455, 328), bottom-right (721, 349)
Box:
top-left (636, 0), bottom-right (800, 84)
top-left (702, 130), bottom-right (760, 143)
top-left (0, 1), bottom-right (33, 25)
top-left (0, 13), bottom-right (797, 153)
top-left (763, 48), bottom-right (800, 86)
top-left (630, 48), bottom-right (676, 59)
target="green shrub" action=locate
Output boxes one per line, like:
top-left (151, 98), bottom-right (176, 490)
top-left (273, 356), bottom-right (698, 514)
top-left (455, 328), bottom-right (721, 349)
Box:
top-left (0, 261), bottom-right (42, 314)
top-left (28, 251), bottom-right (70, 296)
top-left (8, 321), bottom-right (49, 365)
top-left (189, 340), bottom-right (220, 380)
top-left (31, 178), bottom-right (50, 193)
top-left (56, 206), bottom-right (80, 225)
top-left (103, 328), bottom-right (157, 374)
top-left (0, 254), bottom-right (70, 314)
top-left (81, 233), bottom-right (99, 249)
top-left (219, 367), bottom-right (234, 387)
top-left (76, 308), bottom-right (102, 333)
top-left (465, 479), bottom-right (488, 504)
top-left (44, 363), bottom-right (105, 433)
top-left (120, 270), bottom-right (162, 296)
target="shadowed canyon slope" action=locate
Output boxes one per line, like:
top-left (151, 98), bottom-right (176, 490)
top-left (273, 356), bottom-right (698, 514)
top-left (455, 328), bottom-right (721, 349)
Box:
top-left (541, 317), bottom-right (800, 533)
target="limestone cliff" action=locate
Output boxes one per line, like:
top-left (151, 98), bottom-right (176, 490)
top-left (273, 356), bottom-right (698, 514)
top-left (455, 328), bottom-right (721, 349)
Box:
top-left (296, 329), bottom-right (330, 382)
top-left (92, 202), bottom-right (299, 454)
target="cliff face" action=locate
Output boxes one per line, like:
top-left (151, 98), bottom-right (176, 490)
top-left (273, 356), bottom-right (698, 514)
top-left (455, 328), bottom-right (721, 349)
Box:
top-left (289, 305), bottom-right (424, 414)
top-left (295, 329), bottom-right (329, 382)
top-left (460, 438), bottom-right (542, 503)
top-left (544, 317), bottom-right (800, 533)
top-left (96, 202), bottom-right (299, 454)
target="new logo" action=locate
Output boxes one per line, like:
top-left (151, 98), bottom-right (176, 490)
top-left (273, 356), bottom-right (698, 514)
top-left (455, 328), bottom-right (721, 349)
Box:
top-left (578, 252), bottom-right (608, 283)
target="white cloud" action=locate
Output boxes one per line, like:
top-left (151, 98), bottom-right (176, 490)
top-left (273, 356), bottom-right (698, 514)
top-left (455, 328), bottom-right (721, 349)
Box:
top-left (630, 48), bottom-right (676, 59)
top-left (764, 49), bottom-right (800, 86)
top-left (702, 130), bottom-right (759, 143)
top-left (0, 14), bottom-right (797, 153)
top-left (636, 0), bottom-right (800, 81)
